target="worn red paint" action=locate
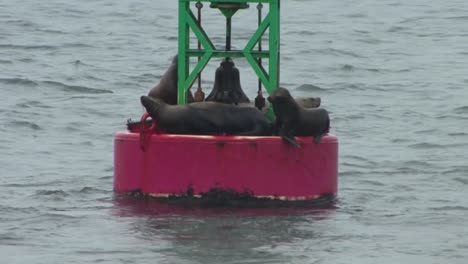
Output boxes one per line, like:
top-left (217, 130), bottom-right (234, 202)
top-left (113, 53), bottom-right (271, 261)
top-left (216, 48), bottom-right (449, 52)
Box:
top-left (114, 132), bottom-right (338, 201)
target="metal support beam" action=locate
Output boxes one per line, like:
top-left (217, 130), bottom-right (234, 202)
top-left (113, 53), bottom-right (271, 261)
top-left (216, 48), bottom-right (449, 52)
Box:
top-left (178, 0), bottom-right (280, 117)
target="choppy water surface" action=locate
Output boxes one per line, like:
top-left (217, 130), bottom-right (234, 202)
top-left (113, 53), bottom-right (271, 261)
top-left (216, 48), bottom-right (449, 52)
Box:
top-left (1, 0), bottom-right (468, 263)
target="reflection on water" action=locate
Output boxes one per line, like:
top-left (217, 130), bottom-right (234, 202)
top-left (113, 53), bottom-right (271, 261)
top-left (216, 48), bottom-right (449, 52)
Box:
top-left (113, 195), bottom-right (337, 263)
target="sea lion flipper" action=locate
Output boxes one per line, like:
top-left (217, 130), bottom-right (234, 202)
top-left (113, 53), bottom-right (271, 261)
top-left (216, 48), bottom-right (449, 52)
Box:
top-left (314, 134), bottom-right (324, 144)
top-left (279, 124), bottom-right (300, 148)
top-left (281, 135), bottom-right (301, 148)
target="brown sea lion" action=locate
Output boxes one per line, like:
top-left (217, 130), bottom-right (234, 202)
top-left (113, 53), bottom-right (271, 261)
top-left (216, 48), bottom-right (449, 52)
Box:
top-left (140, 96), bottom-right (272, 136)
top-left (267, 87), bottom-right (330, 147)
top-left (295, 97), bottom-right (321, 108)
top-left (148, 55), bottom-right (194, 104)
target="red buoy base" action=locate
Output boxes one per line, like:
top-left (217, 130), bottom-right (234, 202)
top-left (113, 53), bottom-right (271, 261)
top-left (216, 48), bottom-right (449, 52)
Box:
top-left (114, 132), bottom-right (338, 203)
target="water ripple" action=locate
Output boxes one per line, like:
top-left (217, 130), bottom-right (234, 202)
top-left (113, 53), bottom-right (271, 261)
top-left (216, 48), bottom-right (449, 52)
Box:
top-left (16, 100), bottom-right (52, 109)
top-left (7, 120), bottom-right (42, 130)
top-left (35, 190), bottom-right (69, 197)
top-left (0, 78), bottom-right (38, 87)
top-left (0, 44), bottom-right (58, 50)
top-left (430, 206), bottom-right (468, 211)
top-left (453, 106), bottom-right (468, 114)
top-left (295, 84), bottom-right (327, 92)
top-left (41, 81), bottom-right (113, 94)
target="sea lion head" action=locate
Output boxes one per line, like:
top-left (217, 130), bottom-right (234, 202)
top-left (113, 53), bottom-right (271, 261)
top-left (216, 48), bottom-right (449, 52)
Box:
top-left (140, 96), bottom-right (165, 117)
top-left (298, 97), bottom-right (321, 108)
top-left (267, 87), bottom-right (293, 105)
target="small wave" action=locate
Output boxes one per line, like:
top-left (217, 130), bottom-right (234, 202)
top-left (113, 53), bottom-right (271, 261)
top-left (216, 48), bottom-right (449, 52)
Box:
top-left (35, 190), bottom-right (69, 197)
top-left (71, 60), bottom-right (99, 69)
top-left (0, 205), bottom-right (40, 214)
top-left (387, 26), bottom-right (408, 32)
top-left (430, 206), bottom-right (468, 211)
top-left (448, 132), bottom-right (467, 136)
top-left (5, 19), bottom-right (36, 27)
top-left (0, 44), bottom-right (57, 50)
top-left (436, 114), bottom-right (468, 120)
top-left (444, 16), bottom-right (468, 20)
top-left (346, 114), bottom-right (365, 120)
top-left (442, 166), bottom-right (468, 174)
top-left (131, 73), bottom-right (159, 82)
top-left (454, 106), bottom-right (468, 114)
top-left (453, 177), bottom-right (468, 185)
top-left (345, 13), bottom-right (367, 18)
top-left (41, 81), bottom-right (113, 94)
top-left (341, 64), bottom-right (354, 71)
top-left (76, 187), bottom-right (111, 194)
top-left (8, 120), bottom-right (41, 130)
top-left (37, 29), bottom-right (66, 34)
top-left (325, 48), bottom-right (365, 58)
top-left (0, 234), bottom-right (24, 243)
top-left (0, 77), bottom-right (38, 86)
top-left (389, 195), bottom-right (418, 203)
top-left (358, 180), bottom-right (385, 186)
top-left (391, 138), bottom-right (411, 143)
top-left (343, 83), bottom-right (367, 91)
top-left (414, 128), bottom-right (438, 134)
top-left (395, 166), bottom-right (422, 174)
top-left (345, 155), bottom-right (378, 165)
top-left (357, 37), bottom-right (385, 45)
top-left (296, 84), bottom-right (327, 92)
top-left (339, 170), bottom-right (361, 177)
top-left (62, 43), bottom-right (94, 49)
top-left (408, 142), bottom-right (444, 149)
top-left (405, 160), bottom-right (431, 166)
top-left (285, 30), bottom-right (316, 36)
top-left (0, 60), bottom-right (13, 64)
top-left (341, 162), bottom-right (368, 169)
top-left (16, 100), bottom-right (52, 109)
top-left (19, 58), bottom-right (34, 63)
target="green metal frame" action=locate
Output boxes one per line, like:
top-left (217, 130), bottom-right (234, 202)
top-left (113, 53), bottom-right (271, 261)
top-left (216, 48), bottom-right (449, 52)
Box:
top-left (177, 0), bottom-right (280, 119)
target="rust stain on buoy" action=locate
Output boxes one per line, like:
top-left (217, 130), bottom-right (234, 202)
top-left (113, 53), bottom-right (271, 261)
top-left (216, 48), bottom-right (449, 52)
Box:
top-left (215, 141), bottom-right (226, 148)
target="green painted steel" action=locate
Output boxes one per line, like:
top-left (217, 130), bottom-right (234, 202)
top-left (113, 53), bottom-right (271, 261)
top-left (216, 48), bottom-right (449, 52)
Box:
top-left (178, 0), bottom-right (280, 119)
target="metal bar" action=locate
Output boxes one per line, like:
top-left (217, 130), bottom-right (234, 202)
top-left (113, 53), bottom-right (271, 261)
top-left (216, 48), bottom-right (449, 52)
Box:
top-left (242, 11), bottom-right (270, 89)
top-left (244, 53), bottom-right (270, 89)
top-left (178, 0), bottom-right (281, 117)
top-left (186, 9), bottom-right (215, 50)
top-left (196, 1), bottom-right (202, 89)
top-left (178, 0), bottom-right (190, 105)
top-left (268, 0), bottom-right (279, 95)
top-left (226, 16), bottom-right (231, 52)
top-left (243, 13), bottom-right (270, 52)
top-left (187, 50), bottom-right (270, 58)
top-left (257, 3), bottom-right (263, 92)
top-left (184, 52), bottom-right (213, 91)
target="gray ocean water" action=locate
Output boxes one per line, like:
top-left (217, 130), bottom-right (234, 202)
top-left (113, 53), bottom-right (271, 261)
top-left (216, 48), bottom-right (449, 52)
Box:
top-left (1, 0), bottom-right (468, 263)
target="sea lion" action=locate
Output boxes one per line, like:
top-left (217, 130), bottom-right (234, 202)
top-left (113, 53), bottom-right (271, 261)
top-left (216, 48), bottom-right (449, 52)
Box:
top-left (295, 97), bottom-right (321, 108)
top-left (267, 87), bottom-right (330, 147)
top-left (148, 55), bottom-right (195, 104)
top-left (140, 96), bottom-right (272, 136)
